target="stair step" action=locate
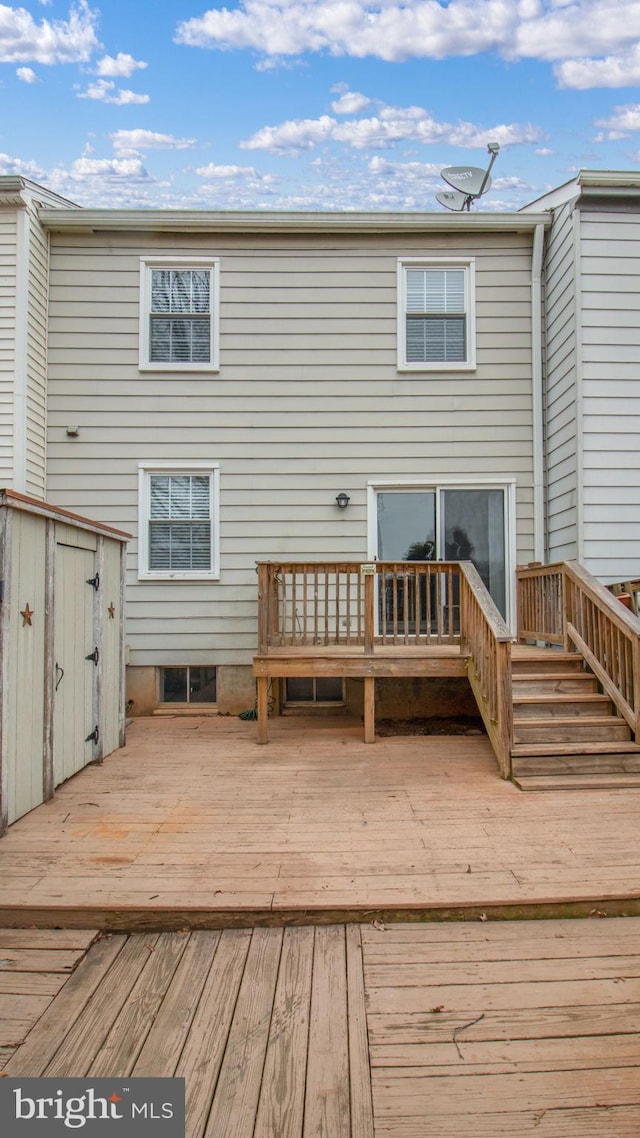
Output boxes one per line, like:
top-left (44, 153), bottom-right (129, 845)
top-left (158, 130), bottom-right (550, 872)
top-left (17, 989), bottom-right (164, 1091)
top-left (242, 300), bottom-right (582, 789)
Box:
top-left (511, 674), bottom-right (598, 695)
top-left (514, 773), bottom-right (640, 791)
top-left (512, 739), bottom-right (640, 757)
top-left (513, 695), bottom-right (612, 719)
top-left (514, 717), bottom-right (631, 744)
top-left (511, 653), bottom-right (586, 675)
top-left (512, 753), bottom-right (640, 777)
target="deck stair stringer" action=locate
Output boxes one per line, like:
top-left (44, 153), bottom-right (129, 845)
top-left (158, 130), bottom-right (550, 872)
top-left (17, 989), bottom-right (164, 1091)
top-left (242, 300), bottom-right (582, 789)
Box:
top-left (510, 648), bottom-right (640, 790)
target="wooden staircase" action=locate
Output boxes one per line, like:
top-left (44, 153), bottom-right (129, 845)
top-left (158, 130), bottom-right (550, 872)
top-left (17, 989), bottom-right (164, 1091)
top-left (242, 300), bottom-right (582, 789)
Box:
top-left (510, 648), bottom-right (640, 790)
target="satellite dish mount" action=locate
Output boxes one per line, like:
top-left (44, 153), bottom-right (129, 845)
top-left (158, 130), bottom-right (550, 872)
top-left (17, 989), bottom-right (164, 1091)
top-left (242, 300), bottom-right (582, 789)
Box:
top-left (437, 142), bottom-right (500, 211)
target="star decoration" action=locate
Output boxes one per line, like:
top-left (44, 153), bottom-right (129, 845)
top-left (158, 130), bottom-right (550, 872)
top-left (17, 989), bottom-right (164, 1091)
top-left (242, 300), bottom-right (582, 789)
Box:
top-left (108, 1093), bottom-right (122, 1103)
top-left (20, 604), bottom-right (34, 627)
top-left (108, 603), bottom-right (116, 619)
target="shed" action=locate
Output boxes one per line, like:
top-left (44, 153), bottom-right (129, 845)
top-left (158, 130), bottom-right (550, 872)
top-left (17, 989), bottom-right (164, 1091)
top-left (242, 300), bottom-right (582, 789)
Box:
top-left (0, 490), bottom-right (129, 830)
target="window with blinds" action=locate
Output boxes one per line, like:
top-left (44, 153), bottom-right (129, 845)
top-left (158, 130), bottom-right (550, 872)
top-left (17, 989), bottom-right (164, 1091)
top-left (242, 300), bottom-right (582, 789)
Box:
top-left (149, 474), bottom-right (212, 572)
top-left (399, 260), bottom-right (474, 370)
top-left (140, 259), bottom-right (219, 370)
top-left (138, 464), bottom-right (220, 579)
top-left (150, 269), bottom-right (211, 364)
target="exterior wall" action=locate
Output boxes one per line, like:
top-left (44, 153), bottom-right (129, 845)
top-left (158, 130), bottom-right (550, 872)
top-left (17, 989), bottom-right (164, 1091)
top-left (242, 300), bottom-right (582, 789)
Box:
top-left (0, 192), bottom-right (50, 499)
top-left (543, 199), bottom-right (580, 563)
top-left (45, 227), bottom-right (538, 680)
top-left (24, 191), bottom-right (50, 498)
top-left (579, 208), bottom-right (640, 581)
top-left (0, 208), bottom-right (17, 486)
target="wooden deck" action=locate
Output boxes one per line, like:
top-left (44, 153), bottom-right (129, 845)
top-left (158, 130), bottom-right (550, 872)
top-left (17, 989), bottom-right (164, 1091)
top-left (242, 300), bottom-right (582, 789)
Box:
top-left (0, 716), bottom-right (640, 927)
top-left (3, 918), bottom-right (640, 1136)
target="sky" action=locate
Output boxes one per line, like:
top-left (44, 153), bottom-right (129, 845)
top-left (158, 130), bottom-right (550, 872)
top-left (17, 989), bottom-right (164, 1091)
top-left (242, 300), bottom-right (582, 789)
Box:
top-left (2, 0), bottom-right (640, 212)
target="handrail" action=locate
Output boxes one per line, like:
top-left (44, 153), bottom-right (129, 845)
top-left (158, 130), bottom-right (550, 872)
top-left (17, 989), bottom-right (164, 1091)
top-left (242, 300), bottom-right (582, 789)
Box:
top-left (256, 560), bottom-right (467, 650)
top-left (517, 560), bottom-right (640, 737)
top-left (459, 563), bottom-right (513, 778)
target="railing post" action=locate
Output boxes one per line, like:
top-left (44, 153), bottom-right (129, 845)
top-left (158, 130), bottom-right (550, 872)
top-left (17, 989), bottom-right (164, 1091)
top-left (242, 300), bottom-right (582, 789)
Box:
top-left (257, 563), bottom-right (270, 653)
top-left (562, 565), bottom-right (570, 651)
top-left (363, 565), bottom-right (375, 655)
top-left (497, 639), bottom-right (513, 778)
top-left (628, 637), bottom-right (633, 741)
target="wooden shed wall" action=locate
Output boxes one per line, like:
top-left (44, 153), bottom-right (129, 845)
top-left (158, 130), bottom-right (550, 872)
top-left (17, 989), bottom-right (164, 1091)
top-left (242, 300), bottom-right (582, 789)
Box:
top-left (45, 228), bottom-right (537, 668)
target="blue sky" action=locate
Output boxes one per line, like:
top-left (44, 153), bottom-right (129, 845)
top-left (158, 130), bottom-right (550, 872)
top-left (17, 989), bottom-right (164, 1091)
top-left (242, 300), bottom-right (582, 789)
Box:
top-left (2, 0), bottom-right (640, 210)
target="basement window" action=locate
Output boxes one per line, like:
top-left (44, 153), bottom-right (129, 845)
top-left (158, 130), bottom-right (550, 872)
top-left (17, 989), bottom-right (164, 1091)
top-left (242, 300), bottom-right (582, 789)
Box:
top-left (159, 666), bottom-right (217, 705)
top-left (285, 677), bottom-right (345, 704)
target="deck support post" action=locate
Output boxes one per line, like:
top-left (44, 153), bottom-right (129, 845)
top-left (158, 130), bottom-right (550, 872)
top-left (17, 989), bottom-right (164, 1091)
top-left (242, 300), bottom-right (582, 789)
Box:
top-left (364, 676), bottom-right (375, 743)
top-left (257, 676), bottom-right (269, 744)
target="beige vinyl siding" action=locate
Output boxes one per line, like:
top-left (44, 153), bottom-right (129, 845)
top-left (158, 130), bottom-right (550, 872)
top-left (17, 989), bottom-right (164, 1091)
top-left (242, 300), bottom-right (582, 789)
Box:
top-left (579, 210), bottom-right (640, 580)
top-left (0, 210), bottom-right (17, 485)
top-left (46, 228), bottom-right (536, 667)
top-left (24, 194), bottom-right (49, 498)
top-left (543, 200), bottom-right (579, 563)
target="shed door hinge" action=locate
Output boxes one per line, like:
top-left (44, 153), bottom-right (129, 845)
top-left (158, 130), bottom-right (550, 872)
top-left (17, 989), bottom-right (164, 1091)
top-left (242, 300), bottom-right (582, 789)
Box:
top-left (86, 574), bottom-right (100, 591)
top-left (85, 726), bottom-right (99, 744)
top-left (85, 647), bottom-right (99, 665)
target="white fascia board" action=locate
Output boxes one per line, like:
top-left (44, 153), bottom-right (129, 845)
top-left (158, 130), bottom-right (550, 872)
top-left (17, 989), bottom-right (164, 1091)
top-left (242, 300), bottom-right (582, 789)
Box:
top-left (37, 208), bottom-right (551, 235)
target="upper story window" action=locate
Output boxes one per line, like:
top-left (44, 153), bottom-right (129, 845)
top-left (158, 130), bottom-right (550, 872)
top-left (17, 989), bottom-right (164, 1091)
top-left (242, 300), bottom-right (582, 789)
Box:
top-left (139, 258), bottom-right (219, 371)
top-left (138, 462), bottom-right (220, 580)
top-left (397, 258), bottom-right (476, 371)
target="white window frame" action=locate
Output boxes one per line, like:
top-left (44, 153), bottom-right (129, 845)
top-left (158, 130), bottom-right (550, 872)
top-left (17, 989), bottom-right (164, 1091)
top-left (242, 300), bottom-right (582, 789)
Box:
top-left (139, 257), bottom-right (220, 372)
top-left (138, 461), bottom-right (220, 581)
top-left (397, 257), bottom-right (476, 372)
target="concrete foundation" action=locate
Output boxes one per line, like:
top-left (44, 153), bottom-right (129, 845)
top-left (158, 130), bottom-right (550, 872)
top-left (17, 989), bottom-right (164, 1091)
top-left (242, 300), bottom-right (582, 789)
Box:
top-left (126, 665), bottom-right (478, 722)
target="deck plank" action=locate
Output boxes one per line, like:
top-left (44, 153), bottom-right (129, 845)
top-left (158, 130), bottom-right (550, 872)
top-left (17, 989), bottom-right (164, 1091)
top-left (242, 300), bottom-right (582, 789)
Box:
top-left (304, 925), bottom-right (351, 1138)
top-left (203, 928), bottom-right (283, 1138)
top-left (133, 931), bottom-right (221, 1077)
top-left (2, 934), bottom-right (126, 1074)
top-left (178, 929), bottom-right (252, 1138)
top-left (253, 926), bottom-right (314, 1138)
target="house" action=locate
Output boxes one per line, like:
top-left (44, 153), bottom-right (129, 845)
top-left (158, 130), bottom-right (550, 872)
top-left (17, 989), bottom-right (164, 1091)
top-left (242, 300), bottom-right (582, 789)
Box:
top-left (16, 189), bottom-right (549, 718)
top-left (522, 170), bottom-right (640, 581)
top-left (4, 172), bottom-right (640, 789)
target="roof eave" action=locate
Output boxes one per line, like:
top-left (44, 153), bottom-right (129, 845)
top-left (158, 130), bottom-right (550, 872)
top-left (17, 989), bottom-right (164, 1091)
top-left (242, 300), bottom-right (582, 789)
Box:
top-left (37, 207), bottom-right (552, 235)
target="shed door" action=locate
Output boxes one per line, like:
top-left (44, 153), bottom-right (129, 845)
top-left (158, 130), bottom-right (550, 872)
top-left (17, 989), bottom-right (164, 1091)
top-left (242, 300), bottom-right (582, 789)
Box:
top-left (53, 542), bottom-right (97, 787)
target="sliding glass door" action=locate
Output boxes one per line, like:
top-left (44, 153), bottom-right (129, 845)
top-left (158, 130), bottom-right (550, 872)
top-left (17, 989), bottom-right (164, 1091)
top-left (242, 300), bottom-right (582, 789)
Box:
top-left (375, 484), bottom-right (508, 618)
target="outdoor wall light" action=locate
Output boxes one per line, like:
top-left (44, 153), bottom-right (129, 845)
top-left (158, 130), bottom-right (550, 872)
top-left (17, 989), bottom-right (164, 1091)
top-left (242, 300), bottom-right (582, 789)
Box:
top-left (335, 493), bottom-right (350, 510)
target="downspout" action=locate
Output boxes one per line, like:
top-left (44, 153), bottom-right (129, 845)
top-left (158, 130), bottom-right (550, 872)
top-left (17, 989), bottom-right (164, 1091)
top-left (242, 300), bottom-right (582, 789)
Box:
top-left (531, 223), bottom-right (545, 562)
top-left (13, 206), bottom-right (29, 493)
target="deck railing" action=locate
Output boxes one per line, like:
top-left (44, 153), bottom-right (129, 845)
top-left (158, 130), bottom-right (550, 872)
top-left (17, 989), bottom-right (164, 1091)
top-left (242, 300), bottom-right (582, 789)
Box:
top-left (459, 563), bottom-right (513, 778)
top-left (256, 560), bottom-right (464, 651)
top-left (517, 560), bottom-right (640, 737)
top-left (256, 560), bottom-right (515, 772)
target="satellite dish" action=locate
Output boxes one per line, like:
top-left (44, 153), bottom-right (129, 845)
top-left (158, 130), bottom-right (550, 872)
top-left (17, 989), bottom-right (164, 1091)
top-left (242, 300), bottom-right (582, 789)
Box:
top-left (435, 189), bottom-right (468, 212)
top-left (441, 166), bottom-right (492, 196)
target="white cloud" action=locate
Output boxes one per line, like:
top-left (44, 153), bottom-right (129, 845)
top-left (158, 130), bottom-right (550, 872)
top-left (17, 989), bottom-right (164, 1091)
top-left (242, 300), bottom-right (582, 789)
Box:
top-left (77, 79), bottom-right (150, 104)
top-left (110, 129), bottom-right (197, 152)
top-left (16, 64), bottom-right (37, 81)
top-left (556, 46), bottom-right (640, 89)
top-left (0, 0), bottom-right (99, 64)
top-left (0, 149), bottom-right (46, 178)
top-left (174, 0), bottom-right (640, 80)
top-left (241, 99), bottom-right (541, 153)
top-left (594, 103), bottom-right (640, 139)
top-left (63, 155), bottom-right (152, 182)
top-left (195, 161), bottom-right (276, 184)
top-left (96, 51), bottom-right (147, 77)
top-left (331, 90), bottom-right (370, 115)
